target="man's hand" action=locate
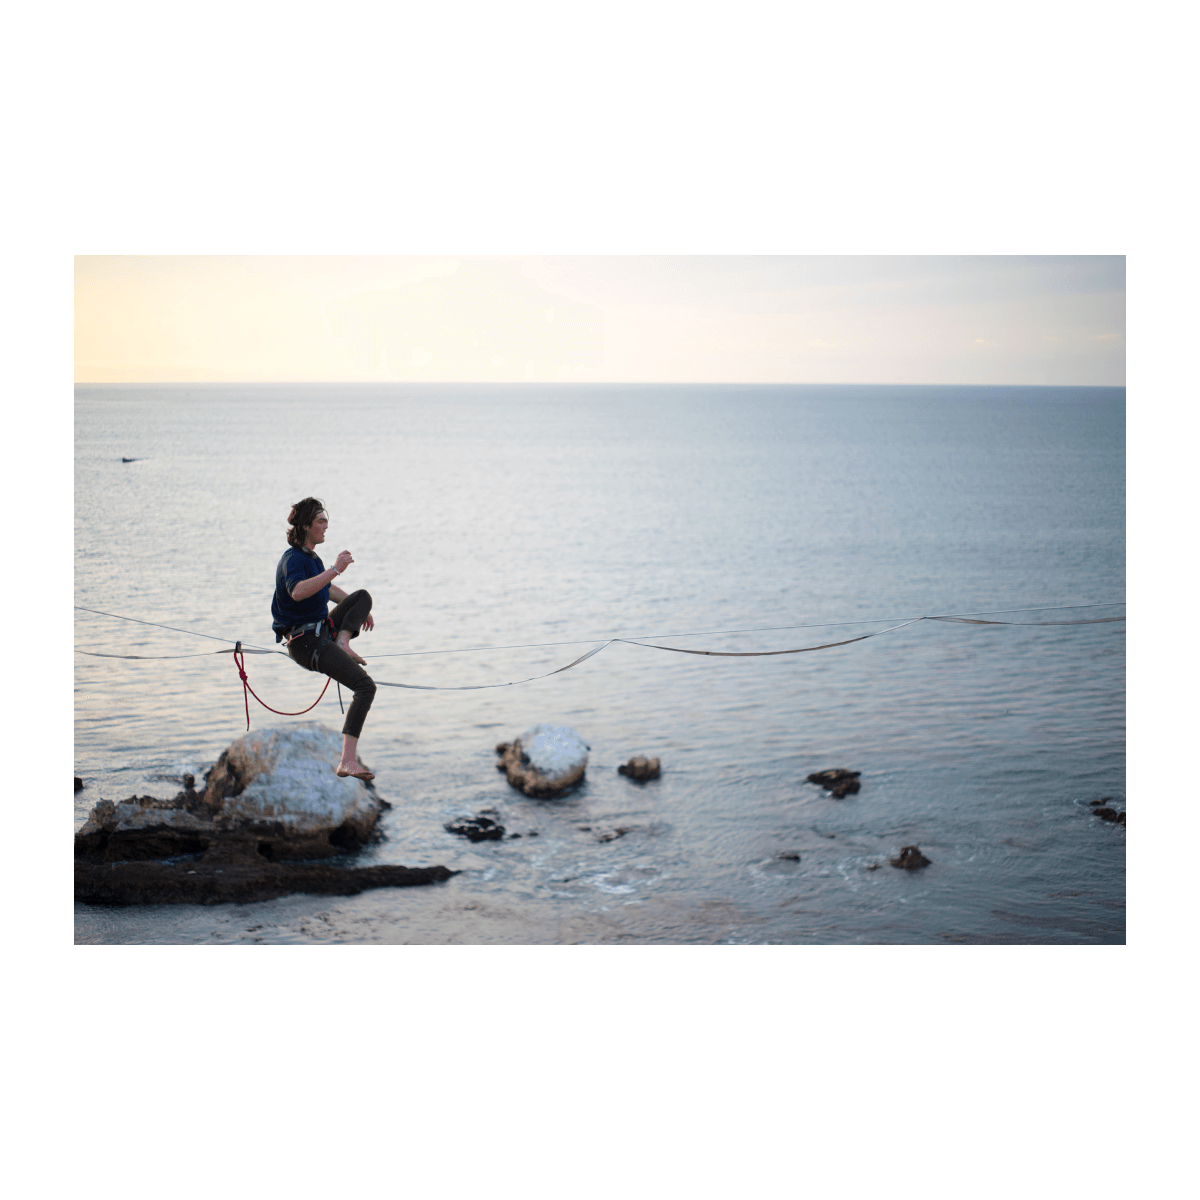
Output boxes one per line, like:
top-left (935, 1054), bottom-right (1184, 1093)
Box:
top-left (362, 614), bottom-right (375, 633)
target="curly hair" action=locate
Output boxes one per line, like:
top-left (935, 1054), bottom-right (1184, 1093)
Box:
top-left (286, 497), bottom-right (326, 549)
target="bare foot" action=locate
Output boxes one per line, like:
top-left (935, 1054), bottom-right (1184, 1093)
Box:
top-left (335, 633), bottom-right (367, 665)
top-left (335, 760), bottom-right (374, 781)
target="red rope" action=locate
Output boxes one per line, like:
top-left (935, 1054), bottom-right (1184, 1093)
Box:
top-left (233, 641), bottom-right (331, 731)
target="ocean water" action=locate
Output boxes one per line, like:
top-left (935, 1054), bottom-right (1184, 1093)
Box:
top-left (73, 383), bottom-right (1125, 944)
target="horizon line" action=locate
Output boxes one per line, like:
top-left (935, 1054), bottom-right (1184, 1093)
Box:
top-left (74, 379), bottom-right (1127, 388)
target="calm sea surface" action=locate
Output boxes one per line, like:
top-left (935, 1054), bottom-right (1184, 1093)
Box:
top-left (73, 383), bottom-right (1125, 944)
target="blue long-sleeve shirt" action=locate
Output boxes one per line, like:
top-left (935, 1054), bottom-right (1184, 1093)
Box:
top-left (271, 547), bottom-right (330, 641)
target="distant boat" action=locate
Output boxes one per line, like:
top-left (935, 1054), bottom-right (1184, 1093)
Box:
top-left (121, 457), bottom-right (138, 463)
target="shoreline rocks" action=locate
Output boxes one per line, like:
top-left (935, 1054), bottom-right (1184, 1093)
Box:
top-left (74, 723), bottom-right (454, 905)
top-left (495, 725), bottom-right (588, 797)
top-left (75, 724), bottom-right (387, 865)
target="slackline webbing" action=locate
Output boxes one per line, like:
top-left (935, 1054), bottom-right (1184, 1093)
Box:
top-left (74, 603), bottom-right (1124, 694)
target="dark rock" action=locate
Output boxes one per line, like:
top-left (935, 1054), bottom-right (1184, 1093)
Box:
top-left (1093, 807), bottom-right (1120, 823)
top-left (121, 457), bottom-right (138, 463)
top-left (444, 810), bottom-right (506, 842)
top-left (778, 853), bottom-right (801, 861)
top-left (807, 768), bottom-right (861, 799)
top-left (1117, 812), bottom-right (1126, 825)
top-left (75, 859), bottom-right (455, 906)
top-left (494, 725), bottom-right (588, 797)
top-left (74, 777), bottom-right (83, 792)
top-left (618, 755), bottom-right (661, 781)
top-left (890, 845), bottom-right (931, 869)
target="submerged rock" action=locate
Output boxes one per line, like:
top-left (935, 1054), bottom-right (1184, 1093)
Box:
top-left (74, 777), bottom-right (83, 792)
top-left (495, 725), bottom-right (588, 797)
top-left (807, 768), bottom-right (861, 799)
top-left (593, 826), bottom-right (632, 843)
top-left (618, 755), bottom-right (661, 781)
top-left (890, 845), bottom-right (931, 870)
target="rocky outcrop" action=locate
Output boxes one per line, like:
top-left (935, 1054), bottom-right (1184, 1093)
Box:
top-left (74, 724), bottom-right (456, 905)
top-left (75, 724), bottom-right (386, 865)
top-left (890, 845), bottom-right (931, 869)
top-left (75, 859), bottom-right (455, 906)
top-left (807, 768), bottom-right (861, 799)
top-left (618, 756), bottom-right (661, 781)
top-left (495, 725), bottom-right (588, 797)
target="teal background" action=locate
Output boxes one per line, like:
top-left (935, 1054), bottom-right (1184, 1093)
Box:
top-left (11, 0), bottom-right (1180, 1195)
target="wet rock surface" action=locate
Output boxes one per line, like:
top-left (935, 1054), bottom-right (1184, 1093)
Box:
top-left (495, 725), bottom-right (588, 797)
top-left (807, 768), bottom-right (861, 799)
top-left (890, 845), bottom-right (932, 869)
top-left (74, 777), bottom-right (83, 792)
top-left (618, 755), bottom-right (661, 781)
top-left (445, 809), bottom-right (506, 842)
top-left (74, 724), bottom-right (453, 905)
top-left (75, 859), bottom-right (455, 906)
top-left (1089, 797), bottom-right (1126, 825)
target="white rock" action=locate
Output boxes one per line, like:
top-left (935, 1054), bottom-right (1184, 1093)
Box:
top-left (209, 723), bottom-right (378, 834)
top-left (521, 724), bottom-right (589, 776)
top-left (496, 724), bottom-right (588, 797)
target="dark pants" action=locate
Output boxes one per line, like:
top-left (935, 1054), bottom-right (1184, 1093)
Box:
top-left (287, 590), bottom-right (377, 739)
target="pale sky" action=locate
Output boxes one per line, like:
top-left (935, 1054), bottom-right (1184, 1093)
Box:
top-left (74, 255), bottom-right (1125, 385)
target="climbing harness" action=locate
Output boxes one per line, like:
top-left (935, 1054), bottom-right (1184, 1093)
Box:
top-left (285, 618), bottom-right (336, 672)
